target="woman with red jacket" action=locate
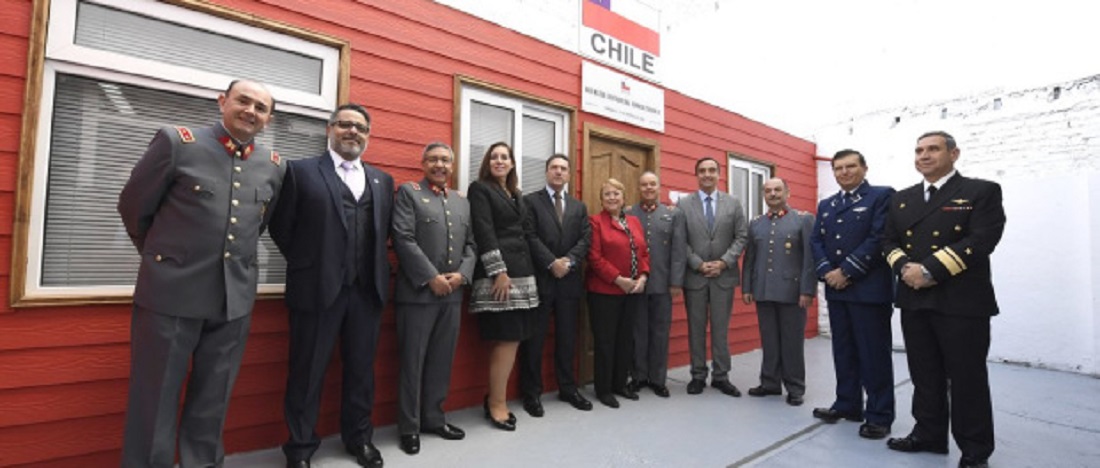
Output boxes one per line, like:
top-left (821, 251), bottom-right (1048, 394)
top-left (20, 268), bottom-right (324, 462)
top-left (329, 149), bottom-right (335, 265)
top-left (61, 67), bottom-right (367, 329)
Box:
top-left (586, 178), bottom-right (650, 408)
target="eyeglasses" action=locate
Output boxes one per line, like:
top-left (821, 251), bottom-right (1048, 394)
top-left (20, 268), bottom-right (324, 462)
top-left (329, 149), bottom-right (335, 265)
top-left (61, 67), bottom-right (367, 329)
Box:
top-left (424, 157), bottom-right (453, 165)
top-left (331, 120), bottom-right (369, 133)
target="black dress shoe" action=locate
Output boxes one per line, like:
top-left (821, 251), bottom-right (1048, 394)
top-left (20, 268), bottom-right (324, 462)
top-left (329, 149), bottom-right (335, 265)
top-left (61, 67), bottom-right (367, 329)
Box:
top-left (597, 394), bottom-right (620, 408)
top-left (958, 456), bottom-right (989, 468)
top-left (786, 394), bottom-right (804, 406)
top-left (711, 380), bottom-right (742, 397)
top-left (286, 460), bottom-right (310, 468)
top-left (626, 379), bottom-right (648, 393)
top-left (811, 407), bottom-right (863, 424)
top-left (614, 387), bottom-right (640, 400)
top-left (686, 379), bottom-right (706, 394)
top-left (345, 442), bottom-right (384, 467)
top-left (858, 422), bottom-right (890, 439)
top-left (483, 396), bottom-right (517, 427)
top-left (522, 396), bottom-right (545, 417)
top-left (399, 434), bottom-right (420, 455)
top-left (886, 434), bottom-right (949, 454)
top-left (748, 386), bottom-right (782, 397)
top-left (649, 382), bottom-right (670, 398)
top-left (423, 423), bottom-right (465, 440)
top-left (558, 390), bottom-right (594, 411)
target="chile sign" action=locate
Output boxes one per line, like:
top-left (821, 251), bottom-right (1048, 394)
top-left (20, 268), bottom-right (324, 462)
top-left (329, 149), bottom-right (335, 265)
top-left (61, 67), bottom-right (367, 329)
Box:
top-left (579, 0), bottom-right (662, 82)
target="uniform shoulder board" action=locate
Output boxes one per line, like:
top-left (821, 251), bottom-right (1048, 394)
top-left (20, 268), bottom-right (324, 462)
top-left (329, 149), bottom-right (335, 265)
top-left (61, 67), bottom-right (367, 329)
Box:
top-left (270, 150), bottom-right (281, 166)
top-left (668, 205), bottom-right (676, 211)
top-left (410, 182), bottom-right (421, 191)
top-left (175, 126), bottom-right (195, 143)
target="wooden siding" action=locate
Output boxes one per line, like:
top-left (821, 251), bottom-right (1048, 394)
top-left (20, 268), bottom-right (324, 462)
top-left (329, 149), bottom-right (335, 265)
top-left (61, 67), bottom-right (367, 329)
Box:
top-left (0, 0), bottom-right (817, 465)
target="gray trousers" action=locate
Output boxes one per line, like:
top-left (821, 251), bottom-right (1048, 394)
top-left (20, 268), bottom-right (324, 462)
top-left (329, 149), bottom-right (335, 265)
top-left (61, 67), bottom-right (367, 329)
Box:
top-left (121, 306), bottom-right (251, 468)
top-left (684, 282), bottom-right (735, 381)
top-left (396, 301), bottom-right (461, 434)
top-left (755, 301), bottom-right (807, 396)
top-left (633, 293), bottom-right (672, 385)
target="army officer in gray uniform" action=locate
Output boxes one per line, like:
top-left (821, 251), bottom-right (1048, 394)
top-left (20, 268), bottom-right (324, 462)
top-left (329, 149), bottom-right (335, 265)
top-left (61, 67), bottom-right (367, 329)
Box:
top-left (118, 79), bottom-right (284, 468)
top-left (391, 142), bottom-right (476, 456)
top-left (741, 177), bottom-right (815, 406)
top-left (625, 171), bottom-right (685, 398)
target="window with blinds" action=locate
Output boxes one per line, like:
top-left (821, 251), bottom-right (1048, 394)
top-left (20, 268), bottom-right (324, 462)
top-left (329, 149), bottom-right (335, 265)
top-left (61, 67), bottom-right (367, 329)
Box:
top-left (14, 0), bottom-right (343, 303)
top-left (728, 156), bottom-right (773, 219)
top-left (40, 74), bottom-right (325, 287)
top-left (459, 84), bottom-right (570, 193)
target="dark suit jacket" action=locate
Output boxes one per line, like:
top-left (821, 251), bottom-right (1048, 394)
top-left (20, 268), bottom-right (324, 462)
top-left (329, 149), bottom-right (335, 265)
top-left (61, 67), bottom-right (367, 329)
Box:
top-left (467, 180), bottom-right (537, 281)
top-left (269, 153), bottom-right (394, 312)
top-left (118, 124), bottom-right (284, 320)
top-left (810, 181), bottom-right (896, 304)
top-left (523, 188), bottom-right (591, 299)
top-left (882, 173), bottom-right (1005, 316)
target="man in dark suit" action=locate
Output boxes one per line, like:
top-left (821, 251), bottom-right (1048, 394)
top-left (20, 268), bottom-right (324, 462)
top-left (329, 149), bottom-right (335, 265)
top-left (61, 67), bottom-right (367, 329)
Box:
top-left (118, 79), bottom-right (285, 468)
top-left (677, 157), bottom-right (749, 397)
top-left (626, 171), bottom-right (685, 398)
top-left (742, 178), bottom-right (816, 407)
top-left (519, 154), bottom-right (594, 415)
top-left (882, 131), bottom-right (1006, 468)
top-left (269, 103), bottom-right (394, 468)
top-left (391, 143), bottom-right (475, 455)
top-left (810, 149), bottom-right (897, 440)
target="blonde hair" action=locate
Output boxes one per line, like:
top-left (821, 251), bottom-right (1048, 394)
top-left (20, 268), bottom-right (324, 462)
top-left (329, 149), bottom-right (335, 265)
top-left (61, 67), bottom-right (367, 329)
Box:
top-left (601, 178), bottom-right (626, 195)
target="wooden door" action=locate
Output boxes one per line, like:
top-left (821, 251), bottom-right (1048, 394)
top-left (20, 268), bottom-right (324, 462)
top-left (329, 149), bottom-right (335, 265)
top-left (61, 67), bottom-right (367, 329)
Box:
top-left (577, 124), bottom-right (658, 384)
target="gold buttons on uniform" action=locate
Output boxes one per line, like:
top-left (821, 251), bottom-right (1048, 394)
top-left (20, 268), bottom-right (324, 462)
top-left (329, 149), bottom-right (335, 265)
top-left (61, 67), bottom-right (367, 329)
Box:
top-left (234, 166), bottom-right (242, 173)
top-left (224, 252), bottom-right (231, 259)
top-left (194, 185), bottom-right (201, 191)
top-left (906, 244), bottom-right (912, 249)
top-left (230, 217), bottom-right (237, 224)
top-left (233, 181), bottom-right (241, 189)
top-left (836, 249), bottom-right (842, 255)
top-left (932, 245), bottom-right (938, 250)
top-left (227, 234), bottom-right (235, 241)
top-left (232, 199), bottom-right (239, 206)
top-left (906, 230), bottom-right (912, 237)
top-left (933, 231), bottom-right (940, 237)
top-left (955, 225), bottom-right (962, 231)
top-left (155, 254), bottom-right (163, 262)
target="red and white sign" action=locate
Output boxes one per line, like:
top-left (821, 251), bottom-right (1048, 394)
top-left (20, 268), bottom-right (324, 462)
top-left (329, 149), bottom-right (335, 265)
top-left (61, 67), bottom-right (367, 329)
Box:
top-left (579, 0), bottom-right (661, 82)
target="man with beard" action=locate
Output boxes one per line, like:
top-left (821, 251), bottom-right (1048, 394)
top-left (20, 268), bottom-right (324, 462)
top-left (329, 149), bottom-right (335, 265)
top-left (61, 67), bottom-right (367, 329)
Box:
top-left (741, 178), bottom-right (815, 406)
top-left (119, 79), bottom-right (284, 468)
top-left (391, 142), bottom-right (475, 455)
top-left (270, 104), bottom-right (394, 468)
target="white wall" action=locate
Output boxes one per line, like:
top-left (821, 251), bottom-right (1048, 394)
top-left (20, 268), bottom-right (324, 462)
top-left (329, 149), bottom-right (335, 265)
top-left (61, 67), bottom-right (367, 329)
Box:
top-left (814, 75), bottom-right (1100, 375)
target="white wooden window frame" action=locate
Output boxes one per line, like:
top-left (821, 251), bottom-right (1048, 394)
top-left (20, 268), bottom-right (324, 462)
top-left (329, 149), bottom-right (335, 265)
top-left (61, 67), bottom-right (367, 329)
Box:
top-left (727, 156), bottom-right (772, 219)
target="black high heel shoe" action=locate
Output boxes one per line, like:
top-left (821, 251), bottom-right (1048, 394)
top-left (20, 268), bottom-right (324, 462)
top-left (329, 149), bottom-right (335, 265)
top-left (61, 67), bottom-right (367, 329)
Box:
top-left (483, 395), bottom-right (517, 431)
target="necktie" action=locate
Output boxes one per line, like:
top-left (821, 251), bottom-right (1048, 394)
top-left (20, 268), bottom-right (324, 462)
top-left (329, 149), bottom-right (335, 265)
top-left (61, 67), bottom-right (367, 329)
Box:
top-left (926, 185), bottom-right (937, 202)
top-left (340, 160), bottom-right (364, 200)
top-left (843, 191), bottom-right (853, 205)
top-left (554, 190), bottom-right (564, 223)
top-left (704, 195), bottom-right (715, 231)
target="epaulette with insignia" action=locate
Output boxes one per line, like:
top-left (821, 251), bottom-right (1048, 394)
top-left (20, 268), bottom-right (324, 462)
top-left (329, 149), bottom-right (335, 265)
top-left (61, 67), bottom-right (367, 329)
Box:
top-left (175, 126), bottom-right (195, 143)
top-left (270, 150), bottom-right (281, 166)
top-left (410, 182), bottom-right (421, 191)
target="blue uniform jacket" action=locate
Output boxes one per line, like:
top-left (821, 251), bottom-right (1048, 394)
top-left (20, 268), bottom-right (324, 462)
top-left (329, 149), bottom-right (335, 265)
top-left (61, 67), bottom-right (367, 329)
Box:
top-left (810, 181), bottom-right (895, 304)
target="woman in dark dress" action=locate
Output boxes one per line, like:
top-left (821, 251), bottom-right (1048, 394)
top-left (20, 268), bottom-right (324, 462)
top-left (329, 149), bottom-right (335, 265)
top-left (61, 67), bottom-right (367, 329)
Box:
top-left (466, 142), bottom-right (540, 431)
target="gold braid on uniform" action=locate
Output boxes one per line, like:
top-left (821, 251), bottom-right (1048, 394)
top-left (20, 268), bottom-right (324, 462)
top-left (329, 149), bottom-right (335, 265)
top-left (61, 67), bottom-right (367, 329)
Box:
top-left (886, 248), bottom-right (907, 269)
top-left (933, 247), bottom-right (967, 276)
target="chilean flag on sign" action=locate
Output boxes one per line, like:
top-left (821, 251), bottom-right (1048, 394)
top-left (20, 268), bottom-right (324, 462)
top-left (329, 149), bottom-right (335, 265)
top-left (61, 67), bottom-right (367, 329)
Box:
top-left (583, 0), bottom-right (661, 56)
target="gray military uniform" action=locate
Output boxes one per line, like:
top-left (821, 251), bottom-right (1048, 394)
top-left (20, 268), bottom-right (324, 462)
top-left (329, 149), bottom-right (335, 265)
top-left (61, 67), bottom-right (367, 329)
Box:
top-left (118, 124), bottom-right (284, 468)
top-left (741, 208), bottom-right (816, 396)
top-left (392, 179), bottom-right (476, 434)
top-left (626, 202), bottom-right (685, 386)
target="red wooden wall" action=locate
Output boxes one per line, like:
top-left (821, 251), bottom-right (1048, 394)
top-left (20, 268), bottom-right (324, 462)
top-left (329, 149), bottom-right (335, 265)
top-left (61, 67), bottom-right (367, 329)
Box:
top-left (0, 0), bottom-right (818, 465)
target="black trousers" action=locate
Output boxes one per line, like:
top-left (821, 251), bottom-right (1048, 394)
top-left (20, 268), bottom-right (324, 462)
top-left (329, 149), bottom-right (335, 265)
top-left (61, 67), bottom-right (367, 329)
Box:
top-left (519, 294), bottom-right (580, 398)
top-left (901, 308), bottom-right (994, 460)
top-left (587, 292), bottom-right (639, 397)
top-left (283, 284), bottom-right (382, 461)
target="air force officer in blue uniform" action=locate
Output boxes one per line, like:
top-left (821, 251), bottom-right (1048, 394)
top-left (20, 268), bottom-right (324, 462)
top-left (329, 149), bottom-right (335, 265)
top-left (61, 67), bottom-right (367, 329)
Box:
top-left (810, 149), bottom-right (896, 440)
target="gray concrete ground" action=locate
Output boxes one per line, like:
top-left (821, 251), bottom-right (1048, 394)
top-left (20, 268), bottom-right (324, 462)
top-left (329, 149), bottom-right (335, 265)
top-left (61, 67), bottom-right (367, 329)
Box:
top-left (228, 337), bottom-right (1100, 467)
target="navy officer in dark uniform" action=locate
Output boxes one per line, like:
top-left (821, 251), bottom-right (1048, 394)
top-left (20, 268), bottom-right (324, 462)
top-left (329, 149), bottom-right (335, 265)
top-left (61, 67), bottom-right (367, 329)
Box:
top-left (883, 131), bottom-right (1005, 468)
top-left (118, 79), bottom-right (284, 468)
top-left (810, 149), bottom-right (896, 440)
